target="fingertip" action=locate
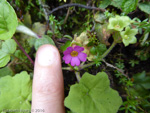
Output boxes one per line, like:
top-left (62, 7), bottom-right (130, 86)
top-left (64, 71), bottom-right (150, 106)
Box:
top-left (36, 44), bottom-right (60, 67)
top-left (32, 44), bottom-right (65, 113)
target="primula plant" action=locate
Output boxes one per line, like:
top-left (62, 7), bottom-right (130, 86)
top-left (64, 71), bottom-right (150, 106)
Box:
top-left (0, 0), bottom-right (150, 113)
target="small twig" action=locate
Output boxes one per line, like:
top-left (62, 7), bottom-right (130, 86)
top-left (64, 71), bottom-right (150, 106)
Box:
top-left (13, 36), bottom-right (34, 66)
top-left (48, 3), bottom-right (106, 15)
top-left (63, 0), bottom-right (73, 24)
top-left (45, 3), bottom-right (105, 34)
top-left (102, 59), bottom-right (129, 78)
top-left (63, 7), bottom-right (71, 24)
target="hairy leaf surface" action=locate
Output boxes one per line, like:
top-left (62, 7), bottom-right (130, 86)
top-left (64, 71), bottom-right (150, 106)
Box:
top-left (2, 39), bottom-right (17, 54)
top-left (121, 0), bottom-right (138, 14)
top-left (0, 39), bottom-right (17, 68)
top-left (34, 35), bottom-right (55, 50)
top-left (139, 2), bottom-right (150, 14)
top-left (0, 0), bottom-right (18, 40)
top-left (65, 72), bottom-right (122, 113)
top-left (0, 71), bottom-right (32, 112)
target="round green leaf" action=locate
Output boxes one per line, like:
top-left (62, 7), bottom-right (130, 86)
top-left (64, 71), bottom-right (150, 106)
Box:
top-left (65, 72), bottom-right (122, 113)
top-left (34, 35), bottom-right (55, 51)
top-left (2, 39), bottom-right (17, 54)
top-left (90, 47), bottom-right (97, 55)
top-left (0, 0), bottom-right (18, 40)
top-left (0, 71), bottom-right (32, 112)
top-left (0, 50), bottom-right (10, 68)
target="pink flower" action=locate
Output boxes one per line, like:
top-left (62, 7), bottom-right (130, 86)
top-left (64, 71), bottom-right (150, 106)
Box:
top-left (63, 46), bottom-right (87, 66)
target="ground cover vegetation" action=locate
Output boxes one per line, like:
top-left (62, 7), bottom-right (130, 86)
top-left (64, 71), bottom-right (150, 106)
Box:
top-left (0, 0), bottom-right (150, 113)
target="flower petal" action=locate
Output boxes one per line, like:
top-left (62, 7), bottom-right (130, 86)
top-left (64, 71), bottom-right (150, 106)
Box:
top-left (122, 39), bottom-right (129, 46)
top-left (63, 47), bottom-right (73, 55)
top-left (63, 54), bottom-right (72, 64)
top-left (73, 46), bottom-right (84, 52)
top-left (71, 57), bottom-right (80, 66)
top-left (129, 36), bottom-right (137, 44)
top-left (78, 52), bottom-right (87, 62)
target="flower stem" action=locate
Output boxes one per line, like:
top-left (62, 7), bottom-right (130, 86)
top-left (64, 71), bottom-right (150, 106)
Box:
top-left (101, 41), bottom-right (116, 58)
top-left (11, 54), bottom-right (33, 71)
top-left (80, 62), bottom-right (95, 70)
top-left (62, 67), bottom-right (72, 71)
top-left (75, 71), bottom-right (81, 82)
top-left (13, 36), bottom-right (34, 66)
top-left (80, 41), bottom-right (117, 70)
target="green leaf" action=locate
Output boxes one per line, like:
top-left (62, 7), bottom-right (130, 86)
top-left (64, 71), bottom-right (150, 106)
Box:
top-left (96, 43), bottom-right (107, 55)
top-left (133, 71), bottom-right (150, 89)
top-left (2, 39), bottom-right (17, 54)
top-left (0, 50), bottom-right (10, 68)
top-left (94, 13), bottom-right (106, 24)
top-left (99, 0), bottom-right (111, 9)
top-left (63, 35), bottom-right (73, 40)
top-left (34, 35), bottom-right (55, 50)
top-left (90, 46), bottom-right (97, 55)
top-left (0, 71), bottom-right (32, 112)
top-left (139, 2), bottom-right (150, 14)
top-left (121, 0), bottom-right (138, 14)
top-left (60, 41), bottom-right (71, 52)
top-left (111, 0), bottom-right (123, 8)
top-left (0, 66), bottom-right (13, 78)
top-left (32, 22), bottom-right (46, 36)
top-left (65, 72), bottom-right (122, 113)
top-left (0, 39), bottom-right (17, 67)
top-left (0, 0), bottom-right (18, 40)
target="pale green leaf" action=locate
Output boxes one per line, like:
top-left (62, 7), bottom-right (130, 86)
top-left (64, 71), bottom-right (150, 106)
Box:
top-left (32, 22), bottom-right (46, 36)
top-left (65, 72), bottom-right (122, 113)
top-left (0, 71), bottom-right (32, 112)
top-left (34, 35), bottom-right (55, 50)
top-left (121, 0), bottom-right (138, 14)
top-left (0, 50), bottom-right (10, 68)
top-left (2, 39), bottom-right (17, 54)
top-left (0, 0), bottom-right (18, 40)
top-left (139, 2), bottom-right (150, 14)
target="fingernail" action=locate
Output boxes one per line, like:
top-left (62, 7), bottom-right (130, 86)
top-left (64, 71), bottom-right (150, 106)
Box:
top-left (37, 45), bottom-right (58, 66)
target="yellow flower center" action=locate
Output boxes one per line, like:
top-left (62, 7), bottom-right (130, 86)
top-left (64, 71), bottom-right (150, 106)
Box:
top-left (71, 51), bottom-right (78, 57)
top-left (115, 25), bottom-right (120, 28)
top-left (124, 35), bottom-right (129, 40)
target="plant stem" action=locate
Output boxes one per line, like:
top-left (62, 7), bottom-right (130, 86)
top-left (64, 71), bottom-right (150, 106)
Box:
top-left (62, 67), bottom-right (72, 71)
top-left (11, 54), bottom-right (33, 71)
top-left (75, 71), bottom-right (81, 82)
top-left (80, 62), bottom-right (95, 70)
top-left (80, 41), bottom-right (117, 70)
top-left (101, 41), bottom-right (116, 58)
top-left (62, 42), bottom-right (117, 71)
top-left (13, 36), bottom-right (34, 66)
